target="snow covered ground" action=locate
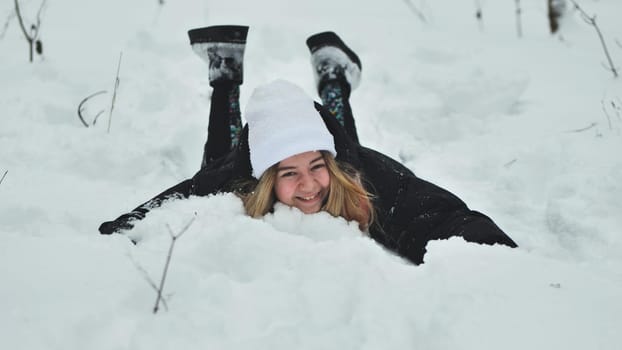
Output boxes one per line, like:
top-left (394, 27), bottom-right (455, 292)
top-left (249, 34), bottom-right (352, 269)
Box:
top-left (1, 0), bottom-right (621, 349)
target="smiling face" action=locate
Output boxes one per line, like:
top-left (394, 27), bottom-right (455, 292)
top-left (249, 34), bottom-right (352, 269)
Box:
top-left (273, 151), bottom-right (331, 214)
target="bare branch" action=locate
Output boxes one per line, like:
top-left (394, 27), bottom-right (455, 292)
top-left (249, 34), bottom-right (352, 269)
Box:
top-left (0, 170), bottom-right (7, 186)
top-left (570, 0), bottom-right (593, 25)
top-left (402, 0), bottom-right (427, 23)
top-left (614, 97), bottom-right (622, 121)
top-left (14, 0), bottom-right (30, 41)
top-left (92, 110), bottom-right (105, 125)
top-left (592, 24), bottom-right (618, 78)
top-left (569, 0), bottom-right (618, 78)
top-left (0, 9), bottom-right (16, 39)
top-left (15, 0), bottom-right (33, 43)
top-left (153, 216), bottom-right (196, 314)
top-left (474, 0), bottom-right (483, 32)
top-left (515, 0), bottom-right (523, 38)
top-left (601, 97), bottom-right (622, 130)
top-left (77, 90), bottom-right (107, 128)
top-left (567, 122), bottom-right (597, 133)
top-left (36, 2), bottom-right (46, 21)
top-left (107, 52), bottom-right (123, 133)
top-left (127, 254), bottom-right (169, 311)
top-left (34, 0), bottom-right (46, 41)
top-left (601, 100), bottom-right (613, 130)
top-left (166, 216), bottom-right (196, 240)
top-left (503, 159), bottom-right (517, 168)
top-left (14, 0), bottom-right (46, 62)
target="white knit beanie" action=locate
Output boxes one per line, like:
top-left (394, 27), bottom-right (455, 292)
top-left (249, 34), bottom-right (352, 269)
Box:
top-left (245, 80), bottom-right (337, 178)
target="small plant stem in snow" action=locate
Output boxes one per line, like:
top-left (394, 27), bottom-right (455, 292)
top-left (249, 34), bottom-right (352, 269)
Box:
top-left (602, 100), bottom-right (613, 130)
top-left (570, 0), bottom-right (618, 78)
top-left (475, 0), bottom-right (483, 32)
top-left (568, 122), bottom-right (597, 133)
top-left (614, 98), bottom-right (622, 121)
top-left (77, 90), bottom-right (107, 128)
top-left (515, 0), bottom-right (523, 38)
top-left (503, 159), bottom-right (517, 168)
top-left (108, 52), bottom-right (123, 133)
top-left (0, 170), bottom-right (7, 185)
top-left (402, 0), bottom-right (427, 23)
top-left (0, 9), bottom-right (16, 39)
top-left (601, 98), bottom-right (622, 130)
top-left (128, 254), bottom-right (169, 312)
top-left (14, 0), bottom-right (45, 62)
top-left (153, 217), bottom-right (196, 314)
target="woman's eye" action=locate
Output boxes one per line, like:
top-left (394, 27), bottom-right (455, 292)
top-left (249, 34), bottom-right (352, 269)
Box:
top-left (280, 171), bottom-right (296, 178)
top-left (311, 163), bottom-right (326, 171)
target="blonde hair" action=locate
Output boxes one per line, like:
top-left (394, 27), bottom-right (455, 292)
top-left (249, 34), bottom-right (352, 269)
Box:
top-left (239, 151), bottom-right (374, 232)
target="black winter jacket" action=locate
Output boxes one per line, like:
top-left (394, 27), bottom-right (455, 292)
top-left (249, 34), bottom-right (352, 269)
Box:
top-left (99, 103), bottom-right (517, 264)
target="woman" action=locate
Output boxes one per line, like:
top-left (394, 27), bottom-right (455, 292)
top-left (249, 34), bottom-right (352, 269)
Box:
top-left (233, 76), bottom-right (373, 231)
top-left (99, 26), bottom-right (517, 264)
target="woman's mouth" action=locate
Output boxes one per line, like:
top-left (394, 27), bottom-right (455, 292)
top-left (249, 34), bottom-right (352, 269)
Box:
top-left (293, 191), bottom-right (326, 214)
top-left (297, 193), bottom-right (319, 202)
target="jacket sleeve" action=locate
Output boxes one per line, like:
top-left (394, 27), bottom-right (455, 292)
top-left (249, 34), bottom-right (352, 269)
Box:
top-left (392, 175), bottom-right (516, 264)
top-left (359, 147), bottom-right (517, 265)
top-left (98, 126), bottom-right (253, 235)
top-left (98, 178), bottom-right (194, 235)
top-left (98, 160), bottom-right (238, 235)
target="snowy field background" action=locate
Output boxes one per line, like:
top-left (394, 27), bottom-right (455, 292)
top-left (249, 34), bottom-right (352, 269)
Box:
top-left (1, 0), bottom-right (621, 349)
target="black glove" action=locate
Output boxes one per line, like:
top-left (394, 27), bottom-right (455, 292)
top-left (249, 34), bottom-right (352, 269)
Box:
top-left (98, 211), bottom-right (145, 235)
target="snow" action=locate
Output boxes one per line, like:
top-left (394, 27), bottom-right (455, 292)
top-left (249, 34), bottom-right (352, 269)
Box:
top-left (1, 0), bottom-right (621, 349)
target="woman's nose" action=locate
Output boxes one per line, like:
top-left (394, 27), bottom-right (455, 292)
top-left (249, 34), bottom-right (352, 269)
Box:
top-left (298, 172), bottom-right (315, 190)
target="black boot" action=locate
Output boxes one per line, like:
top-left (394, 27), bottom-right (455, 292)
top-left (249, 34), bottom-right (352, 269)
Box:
top-left (188, 25), bottom-right (249, 86)
top-left (306, 31), bottom-right (361, 93)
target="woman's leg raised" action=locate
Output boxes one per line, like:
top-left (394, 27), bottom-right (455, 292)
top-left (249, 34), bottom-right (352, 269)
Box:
top-left (188, 25), bottom-right (248, 167)
top-left (203, 83), bottom-right (242, 167)
top-left (306, 31), bottom-right (361, 144)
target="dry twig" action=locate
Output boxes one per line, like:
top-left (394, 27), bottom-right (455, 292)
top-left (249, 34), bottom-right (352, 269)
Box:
top-left (0, 9), bottom-right (16, 39)
top-left (14, 0), bottom-right (46, 62)
top-left (153, 216), bottom-right (196, 314)
top-left (402, 0), bottom-right (427, 23)
top-left (601, 98), bottom-right (622, 130)
top-left (77, 90), bottom-right (107, 128)
top-left (107, 52), bottom-right (123, 133)
top-left (474, 0), bottom-right (483, 32)
top-left (128, 254), bottom-right (169, 312)
top-left (569, 0), bottom-right (618, 78)
top-left (503, 159), bottom-right (517, 168)
top-left (567, 122), bottom-right (597, 133)
top-left (515, 0), bottom-right (523, 38)
top-left (0, 170), bottom-right (7, 186)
